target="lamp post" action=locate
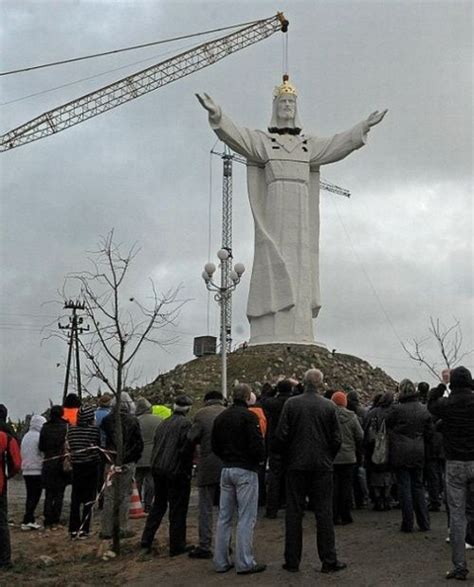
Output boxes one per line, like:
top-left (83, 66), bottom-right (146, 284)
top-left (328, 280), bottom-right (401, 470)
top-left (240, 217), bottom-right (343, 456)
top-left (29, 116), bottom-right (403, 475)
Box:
top-left (202, 249), bottom-right (245, 399)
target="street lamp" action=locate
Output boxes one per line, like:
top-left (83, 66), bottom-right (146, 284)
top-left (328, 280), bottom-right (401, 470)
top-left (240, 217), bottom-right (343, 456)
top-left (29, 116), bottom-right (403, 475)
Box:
top-left (202, 249), bottom-right (245, 399)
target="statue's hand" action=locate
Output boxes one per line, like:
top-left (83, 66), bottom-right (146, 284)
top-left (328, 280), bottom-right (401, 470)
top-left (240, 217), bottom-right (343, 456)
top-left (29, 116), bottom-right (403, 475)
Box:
top-left (195, 93), bottom-right (219, 117)
top-left (367, 109), bottom-right (388, 127)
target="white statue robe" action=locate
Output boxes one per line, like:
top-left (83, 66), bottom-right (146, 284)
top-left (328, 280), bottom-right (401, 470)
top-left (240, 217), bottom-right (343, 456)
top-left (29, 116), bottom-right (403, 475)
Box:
top-left (210, 111), bottom-right (369, 345)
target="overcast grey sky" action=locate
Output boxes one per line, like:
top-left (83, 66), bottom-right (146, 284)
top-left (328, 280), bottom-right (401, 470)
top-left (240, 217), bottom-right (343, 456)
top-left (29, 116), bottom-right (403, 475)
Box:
top-left (1, 1), bottom-right (472, 419)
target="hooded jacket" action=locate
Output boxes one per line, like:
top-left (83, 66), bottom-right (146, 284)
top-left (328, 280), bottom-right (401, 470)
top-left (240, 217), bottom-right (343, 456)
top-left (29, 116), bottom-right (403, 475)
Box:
top-left (334, 406), bottom-right (364, 465)
top-left (21, 415), bottom-right (46, 475)
top-left (428, 366), bottom-right (474, 461)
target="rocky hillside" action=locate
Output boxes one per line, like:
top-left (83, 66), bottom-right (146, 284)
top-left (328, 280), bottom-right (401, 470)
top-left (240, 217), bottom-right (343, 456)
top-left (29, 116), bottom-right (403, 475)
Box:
top-left (136, 343), bottom-right (398, 407)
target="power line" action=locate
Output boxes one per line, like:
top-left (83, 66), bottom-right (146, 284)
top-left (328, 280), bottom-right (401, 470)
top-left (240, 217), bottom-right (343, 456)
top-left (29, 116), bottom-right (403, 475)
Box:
top-left (0, 18), bottom-right (262, 77)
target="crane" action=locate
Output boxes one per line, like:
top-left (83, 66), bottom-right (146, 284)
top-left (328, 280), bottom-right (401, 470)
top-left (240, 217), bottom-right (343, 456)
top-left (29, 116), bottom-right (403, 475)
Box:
top-left (211, 148), bottom-right (350, 353)
top-left (0, 13), bottom-right (288, 152)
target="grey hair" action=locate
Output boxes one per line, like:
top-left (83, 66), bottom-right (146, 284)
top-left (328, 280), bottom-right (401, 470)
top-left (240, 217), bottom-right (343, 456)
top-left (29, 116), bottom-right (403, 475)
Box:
top-left (303, 369), bottom-right (324, 391)
top-left (233, 383), bottom-right (252, 403)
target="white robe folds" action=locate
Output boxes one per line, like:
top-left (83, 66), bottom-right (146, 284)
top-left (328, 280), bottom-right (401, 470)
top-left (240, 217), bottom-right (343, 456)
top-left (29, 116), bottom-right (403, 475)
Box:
top-left (210, 110), bottom-right (368, 345)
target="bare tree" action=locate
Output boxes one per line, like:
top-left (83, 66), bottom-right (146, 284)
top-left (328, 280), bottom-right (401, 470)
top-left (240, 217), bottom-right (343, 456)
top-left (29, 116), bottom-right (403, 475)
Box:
top-left (402, 316), bottom-right (473, 381)
top-left (64, 230), bottom-right (186, 553)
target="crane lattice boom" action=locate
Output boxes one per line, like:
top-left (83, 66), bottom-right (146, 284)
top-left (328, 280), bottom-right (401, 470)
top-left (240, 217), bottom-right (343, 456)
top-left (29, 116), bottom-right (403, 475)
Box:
top-left (1, 13), bottom-right (288, 152)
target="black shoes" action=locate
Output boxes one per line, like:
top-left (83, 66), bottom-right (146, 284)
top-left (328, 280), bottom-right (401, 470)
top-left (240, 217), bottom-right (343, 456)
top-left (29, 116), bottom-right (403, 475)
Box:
top-left (321, 560), bottom-right (347, 574)
top-left (237, 563), bottom-right (267, 575)
top-left (282, 563), bottom-right (299, 573)
top-left (170, 544), bottom-right (195, 557)
top-left (188, 547), bottom-right (212, 559)
top-left (446, 568), bottom-right (468, 581)
top-left (265, 511), bottom-right (277, 519)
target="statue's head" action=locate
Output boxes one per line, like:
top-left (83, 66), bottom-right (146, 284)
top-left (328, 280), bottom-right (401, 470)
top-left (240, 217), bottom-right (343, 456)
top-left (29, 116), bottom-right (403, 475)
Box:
top-left (269, 75), bottom-right (302, 135)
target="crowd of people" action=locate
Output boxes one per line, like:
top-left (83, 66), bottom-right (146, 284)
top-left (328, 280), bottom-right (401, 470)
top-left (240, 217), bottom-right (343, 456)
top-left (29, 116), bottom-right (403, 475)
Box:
top-left (0, 365), bottom-right (473, 581)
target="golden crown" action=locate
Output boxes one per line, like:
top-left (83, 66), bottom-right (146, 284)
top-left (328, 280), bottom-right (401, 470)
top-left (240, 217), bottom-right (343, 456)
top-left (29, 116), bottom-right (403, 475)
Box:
top-left (273, 74), bottom-right (297, 98)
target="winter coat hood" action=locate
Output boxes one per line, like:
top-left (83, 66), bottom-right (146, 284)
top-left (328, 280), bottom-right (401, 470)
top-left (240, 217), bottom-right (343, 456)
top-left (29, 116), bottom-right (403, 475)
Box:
top-left (29, 415), bottom-right (46, 432)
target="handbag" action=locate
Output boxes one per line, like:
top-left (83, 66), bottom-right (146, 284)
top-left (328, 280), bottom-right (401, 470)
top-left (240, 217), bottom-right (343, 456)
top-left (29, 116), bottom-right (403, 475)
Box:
top-left (371, 419), bottom-right (389, 465)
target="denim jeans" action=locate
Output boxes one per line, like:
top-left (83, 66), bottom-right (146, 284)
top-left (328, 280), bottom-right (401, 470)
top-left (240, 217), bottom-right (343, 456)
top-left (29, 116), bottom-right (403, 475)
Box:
top-left (445, 460), bottom-right (474, 572)
top-left (395, 467), bottom-right (430, 531)
top-left (214, 468), bottom-right (258, 573)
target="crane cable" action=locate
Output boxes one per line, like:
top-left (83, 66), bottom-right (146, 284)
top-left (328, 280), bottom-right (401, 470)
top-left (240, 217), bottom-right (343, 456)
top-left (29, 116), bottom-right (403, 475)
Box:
top-left (0, 18), bottom-right (265, 77)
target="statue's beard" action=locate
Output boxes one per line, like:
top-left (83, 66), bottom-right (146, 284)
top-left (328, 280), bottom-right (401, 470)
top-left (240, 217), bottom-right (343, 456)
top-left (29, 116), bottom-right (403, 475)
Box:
top-left (268, 127), bottom-right (302, 135)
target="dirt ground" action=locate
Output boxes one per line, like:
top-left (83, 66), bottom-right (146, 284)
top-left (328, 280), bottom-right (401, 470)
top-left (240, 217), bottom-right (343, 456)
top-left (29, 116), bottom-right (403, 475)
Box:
top-left (3, 477), bottom-right (473, 586)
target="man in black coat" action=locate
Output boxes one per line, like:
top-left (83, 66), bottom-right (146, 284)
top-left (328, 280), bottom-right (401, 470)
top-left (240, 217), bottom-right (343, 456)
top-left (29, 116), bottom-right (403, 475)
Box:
top-left (211, 384), bottom-right (266, 575)
top-left (100, 394), bottom-right (144, 539)
top-left (428, 366), bottom-right (474, 581)
top-left (385, 379), bottom-right (433, 533)
top-left (273, 369), bottom-right (344, 574)
top-left (140, 395), bottom-right (194, 557)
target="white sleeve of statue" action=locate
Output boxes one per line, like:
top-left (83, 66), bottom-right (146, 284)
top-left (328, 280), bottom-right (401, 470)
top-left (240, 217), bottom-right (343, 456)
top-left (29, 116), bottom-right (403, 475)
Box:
top-left (209, 111), bottom-right (265, 163)
top-left (309, 121), bottom-right (368, 167)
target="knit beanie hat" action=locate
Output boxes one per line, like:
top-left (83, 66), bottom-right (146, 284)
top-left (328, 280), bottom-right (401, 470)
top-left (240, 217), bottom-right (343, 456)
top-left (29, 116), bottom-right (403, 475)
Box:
top-left (331, 391), bottom-right (347, 407)
top-left (77, 405), bottom-right (95, 425)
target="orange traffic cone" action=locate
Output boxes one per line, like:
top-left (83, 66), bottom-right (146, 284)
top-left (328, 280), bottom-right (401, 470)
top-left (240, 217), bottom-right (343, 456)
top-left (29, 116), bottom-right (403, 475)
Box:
top-left (129, 481), bottom-right (147, 519)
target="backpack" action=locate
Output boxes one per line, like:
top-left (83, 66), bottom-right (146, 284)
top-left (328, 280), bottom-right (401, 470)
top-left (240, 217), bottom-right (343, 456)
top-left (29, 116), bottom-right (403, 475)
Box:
top-left (371, 419), bottom-right (389, 466)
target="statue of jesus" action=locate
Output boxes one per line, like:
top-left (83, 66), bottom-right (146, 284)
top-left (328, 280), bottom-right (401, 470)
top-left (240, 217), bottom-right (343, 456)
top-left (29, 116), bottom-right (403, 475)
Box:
top-left (196, 77), bottom-right (387, 346)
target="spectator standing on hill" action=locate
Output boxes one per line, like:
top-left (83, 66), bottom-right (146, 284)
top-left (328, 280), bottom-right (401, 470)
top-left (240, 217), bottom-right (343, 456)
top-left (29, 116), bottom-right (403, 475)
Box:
top-left (187, 391), bottom-right (226, 560)
top-left (140, 395), bottom-right (195, 556)
top-left (0, 416), bottom-right (21, 570)
top-left (428, 366), bottom-right (474, 581)
top-left (274, 369), bottom-right (345, 574)
top-left (385, 379), bottom-right (433, 533)
top-left (94, 393), bottom-right (113, 509)
top-left (20, 415), bottom-right (46, 530)
top-left (331, 391), bottom-right (363, 525)
top-left (67, 405), bottom-right (101, 539)
top-left (100, 392), bottom-right (143, 539)
top-left (135, 397), bottom-right (162, 513)
top-left (39, 405), bottom-right (68, 529)
top-left (211, 384), bottom-right (266, 575)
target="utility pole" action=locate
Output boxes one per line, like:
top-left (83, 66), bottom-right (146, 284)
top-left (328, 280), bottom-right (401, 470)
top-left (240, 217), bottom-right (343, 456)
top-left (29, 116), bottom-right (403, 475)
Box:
top-left (59, 300), bottom-right (89, 402)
